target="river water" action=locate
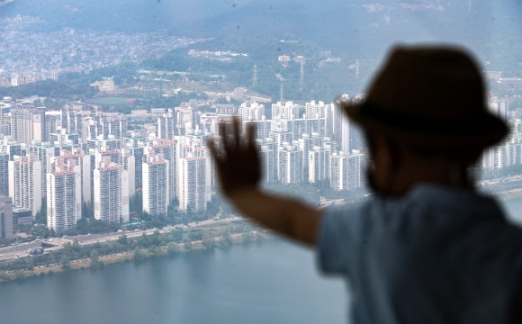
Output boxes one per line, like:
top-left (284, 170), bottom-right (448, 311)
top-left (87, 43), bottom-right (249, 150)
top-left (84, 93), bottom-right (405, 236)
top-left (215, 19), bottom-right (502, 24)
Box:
top-left (0, 198), bottom-right (521, 324)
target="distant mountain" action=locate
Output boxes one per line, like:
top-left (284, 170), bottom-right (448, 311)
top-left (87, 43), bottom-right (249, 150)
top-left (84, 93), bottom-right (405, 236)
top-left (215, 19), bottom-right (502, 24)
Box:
top-left (2, 0), bottom-right (522, 72)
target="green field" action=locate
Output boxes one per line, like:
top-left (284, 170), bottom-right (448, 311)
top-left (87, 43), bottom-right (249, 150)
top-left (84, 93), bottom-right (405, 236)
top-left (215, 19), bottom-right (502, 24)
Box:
top-left (87, 97), bottom-right (134, 105)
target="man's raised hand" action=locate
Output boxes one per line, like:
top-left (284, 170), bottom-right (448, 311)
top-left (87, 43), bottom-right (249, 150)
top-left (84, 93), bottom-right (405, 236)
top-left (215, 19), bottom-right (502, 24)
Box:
top-left (207, 117), bottom-right (261, 197)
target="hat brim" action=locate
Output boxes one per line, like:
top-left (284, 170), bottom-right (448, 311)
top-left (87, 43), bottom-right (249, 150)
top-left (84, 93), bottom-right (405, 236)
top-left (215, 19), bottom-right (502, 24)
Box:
top-left (339, 100), bottom-right (510, 152)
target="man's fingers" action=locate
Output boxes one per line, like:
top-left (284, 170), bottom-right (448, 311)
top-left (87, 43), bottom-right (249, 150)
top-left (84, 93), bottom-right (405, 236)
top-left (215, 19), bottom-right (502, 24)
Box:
top-left (246, 122), bottom-right (256, 149)
top-left (218, 121), bottom-right (231, 152)
top-left (207, 137), bottom-right (224, 163)
top-left (232, 117), bottom-right (241, 148)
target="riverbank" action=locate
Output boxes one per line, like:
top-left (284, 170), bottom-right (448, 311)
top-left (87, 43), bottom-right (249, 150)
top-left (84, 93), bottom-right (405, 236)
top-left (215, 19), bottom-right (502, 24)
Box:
top-left (0, 230), bottom-right (270, 282)
top-left (3, 187), bottom-right (522, 283)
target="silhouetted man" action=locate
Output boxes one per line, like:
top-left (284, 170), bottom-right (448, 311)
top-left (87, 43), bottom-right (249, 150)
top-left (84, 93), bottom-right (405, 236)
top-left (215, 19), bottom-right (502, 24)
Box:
top-left (208, 45), bottom-right (522, 323)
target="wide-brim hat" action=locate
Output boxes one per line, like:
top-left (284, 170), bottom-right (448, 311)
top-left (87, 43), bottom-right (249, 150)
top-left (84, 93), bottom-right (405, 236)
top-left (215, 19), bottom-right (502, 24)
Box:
top-left (339, 45), bottom-right (509, 152)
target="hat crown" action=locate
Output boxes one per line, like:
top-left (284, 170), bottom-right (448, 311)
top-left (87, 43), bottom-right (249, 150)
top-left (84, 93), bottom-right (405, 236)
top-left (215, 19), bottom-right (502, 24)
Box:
top-left (368, 46), bottom-right (486, 121)
top-left (341, 45), bottom-right (509, 151)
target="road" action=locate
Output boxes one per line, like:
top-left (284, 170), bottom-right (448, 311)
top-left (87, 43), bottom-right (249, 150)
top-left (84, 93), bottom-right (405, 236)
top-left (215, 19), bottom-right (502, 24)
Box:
top-left (0, 217), bottom-right (243, 262)
top-left (478, 174), bottom-right (522, 187)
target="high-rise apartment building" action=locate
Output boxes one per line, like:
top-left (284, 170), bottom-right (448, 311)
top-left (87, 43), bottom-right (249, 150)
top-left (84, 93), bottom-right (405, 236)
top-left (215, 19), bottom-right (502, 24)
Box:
top-left (11, 105), bottom-right (46, 144)
top-left (278, 144), bottom-right (304, 184)
top-left (45, 111), bottom-right (62, 141)
top-left (54, 149), bottom-right (93, 205)
top-left (8, 154), bottom-right (42, 217)
top-left (93, 160), bottom-right (129, 224)
top-left (49, 129), bottom-right (80, 147)
top-left (61, 105), bottom-right (86, 137)
top-left (0, 153), bottom-right (9, 196)
top-left (305, 100), bottom-right (327, 119)
top-left (325, 101), bottom-right (343, 142)
top-left (0, 195), bottom-right (14, 240)
top-left (238, 101), bottom-right (265, 121)
top-left (249, 118), bottom-right (272, 141)
top-left (175, 106), bottom-right (196, 135)
top-left (152, 138), bottom-right (177, 202)
top-left (271, 101), bottom-right (302, 120)
top-left (142, 154), bottom-right (169, 217)
top-left (120, 147), bottom-right (136, 198)
top-left (47, 164), bottom-right (81, 232)
top-left (178, 155), bottom-right (207, 212)
top-left (88, 135), bottom-right (121, 152)
top-left (131, 145), bottom-right (145, 189)
top-left (259, 139), bottom-right (276, 183)
top-left (99, 114), bottom-right (128, 141)
top-left (346, 150), bottom-right (363, 190)
top-left (341, 117), bottom-right (350, 155)
top-left (0, 136), bottom-right (23, 160)
top-left (157, 109), bottom-right (176, 139)
top-left (330, 150), bottom-right (363, 190)
top-left (308, 146), bottom-right (331, 183)
top-left (28, 142), bottom-right (61, 197)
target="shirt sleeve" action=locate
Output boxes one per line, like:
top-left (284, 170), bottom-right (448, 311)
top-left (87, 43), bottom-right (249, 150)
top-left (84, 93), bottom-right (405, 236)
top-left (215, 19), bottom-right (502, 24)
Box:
top-left (317, 207), bottom-right (362, 276)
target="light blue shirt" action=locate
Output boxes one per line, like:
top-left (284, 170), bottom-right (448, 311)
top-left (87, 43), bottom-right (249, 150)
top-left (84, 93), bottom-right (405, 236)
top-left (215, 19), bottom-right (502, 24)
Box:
top-left (318, 185), bottom-right (522, 323)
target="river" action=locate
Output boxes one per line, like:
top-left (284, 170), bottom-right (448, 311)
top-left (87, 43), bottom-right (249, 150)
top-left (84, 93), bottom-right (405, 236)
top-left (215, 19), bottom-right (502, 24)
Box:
top-left (0, 198), bottom-right (521, 324)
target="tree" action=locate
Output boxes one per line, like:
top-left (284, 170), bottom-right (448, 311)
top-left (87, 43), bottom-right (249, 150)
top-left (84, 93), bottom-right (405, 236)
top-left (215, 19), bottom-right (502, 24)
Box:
top-left (183, 237), bottom-right (193, 251)
top-left (118, 234), bottom-right (128, 245)
top-left (61, 253), bottom-right (71, 270)
top-left (25, 259), bottom-right (35, 271)
top-left (34, 198), bottom-right (47, 225)
top-left (167, 242), bottom-right (180, 256)
top-left (202, 236), bottom-right (216, 249)
top-left (171, 228), bottom-right (183, 242)
top-left (138, 232), bottom-right (150, 248)
top-left (90, 250), bottom-right (100, 263)
top-left (133, 248), bottom-right (147, 261)
top-left (151, 230), bottom-right (161, 246)
top-left (15, 271), bottom-right (26, 281)
top-left (221, 233), bottom-right (233, 246)
top-left (72, 239), bottom-right (82, 252)
top-left (188, 230), bottom-right (203, 241)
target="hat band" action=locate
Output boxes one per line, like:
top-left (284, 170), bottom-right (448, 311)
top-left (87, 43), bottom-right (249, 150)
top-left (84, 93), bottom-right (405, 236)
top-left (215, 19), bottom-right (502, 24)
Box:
top-left (359, 100), bottom-right (487, 135)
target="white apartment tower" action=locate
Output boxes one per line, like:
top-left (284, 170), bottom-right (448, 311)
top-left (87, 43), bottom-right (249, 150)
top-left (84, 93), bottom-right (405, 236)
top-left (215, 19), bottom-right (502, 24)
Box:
top-left (120, 148), bottom-right (136, 198)
top-left (0, 153), bottom-right (9, 197)
top-left (0, 195), bottom-right (14, 240)
top-left (28, 142), bottom-right (56, 197)
top-left (8, 154), bottom-right (42, 217)
top-left (142, 154), bottom-right (169, 217)
top-left (259, 139), bottom-right (277, 183)
top-left (325, 101), bottom-right (343, 143)
top-left (341, 117), bottom-right (350, 154)
top-left (93, 160), bottom-right (129, 224)
top-left (249, 118), bottom-right (272, 141)
top-left (178, 155), bottom-right (207, 212)
top-left (157, 109), bottom-right (176, 139)
top-left (330, 150), bottom-right (363, 190)
top-left (346, 150), bottom-right (363, 190)
top-left (56, 149), bottom-right (93, 204)
top-left (47, 163), bottom-right (81, 232)
top-left (271, 101), bottom-right (302, 120)
top-left (238, 101), bottom-right (265, 121)
top-left (305, 100), bottom-right (327, 119)
top-left (152, 138), bottom-right (177, 202)
top-left (11, 105), bottom-right (46, 145)
top-left (278, 144), bottom-right (304, 184)
top-left (308, 146), bottom-right (331, 183)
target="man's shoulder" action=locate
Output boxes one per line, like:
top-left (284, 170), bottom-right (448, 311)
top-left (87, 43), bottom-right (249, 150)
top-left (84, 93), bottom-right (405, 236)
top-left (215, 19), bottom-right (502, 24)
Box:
top-left (322, 185), bottom-right (514, 244)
